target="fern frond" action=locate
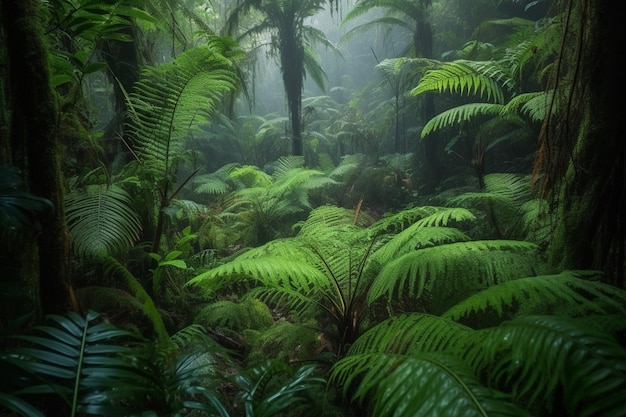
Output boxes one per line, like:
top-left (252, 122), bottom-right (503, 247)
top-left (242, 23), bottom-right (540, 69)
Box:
top-left (347, 313), bottom-right (473, 356)
top-left (420, 103), bottom-right (505, 138)
top-left (411, 61), bottom-right (506, 104)
top-left (468, 315), bottom-right (626, 416)
top-left (442, 270), bottom-right (626, 321)
top-left (330, 352), bottom-right (528, 417)
top-left (125, 45), bottom-right (237, 177)
top-left (65, 184), bottom-right (142, 259)
top-left (186, 256), bottom-right (330, 297)
top-left (368, 240), bottom-right (540, 306)
top-left (372, 226), bottom-right (470, 262)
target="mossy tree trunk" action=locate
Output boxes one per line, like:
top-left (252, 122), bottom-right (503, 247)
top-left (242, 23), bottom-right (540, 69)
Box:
top-left (2, 0), bottom-right (75, 316)
top-left (537, 0), bottom-right (625, 287)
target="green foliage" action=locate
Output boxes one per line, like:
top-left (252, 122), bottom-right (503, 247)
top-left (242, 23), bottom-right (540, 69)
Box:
top-left (65, 184), bottom-right (142, 259)
top-left (197, 296), bottom-right (274, 332)
top-left (243, 320), bottom-right (321, 364)
top-left (330, 273), bottom-right (626, 417)
top-left (0, 166), bottom-right (53, 247)
top-left (0, 310), bottom-right (229, 417)
top-left (231, 359), bottom-right (329, 417)
top-left (412, 60), bottom-right (508, 103)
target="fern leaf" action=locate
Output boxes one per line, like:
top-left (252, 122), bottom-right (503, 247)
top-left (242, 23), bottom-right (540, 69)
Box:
top-left (468, 315), bottom-right (626, 417)
top-left (330, 352), bottom-right (529, 417)
top-left (347, 313), bottom-right (473, 356)
top-left (442, 271), bottom-right (626, 321)
top-left (368, 240), bottom-right (539, 305)
top-left (412, 61), bottom-right (506, 104)
top-left (420, 103), bottom-right (505, 138)
top-left (65, 185), bottom-right (142, 259)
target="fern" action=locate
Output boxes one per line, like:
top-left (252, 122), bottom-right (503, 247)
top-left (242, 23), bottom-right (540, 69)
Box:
top-left (330, 352), bottom-right (527, 417)
top-left (442, 270), bottom-right (626, 321)
top-left (420, 102), bottom-right (505, 138)
top-left (65, 184), bottom-right (142, 259)
top-left (368, 240), bottom-right (540, 307)
top-left (467, 315), bottom-right (626, 416)
top-left (346, 313), bottom-right (473, 356)
top-left (411, 61), bottom-right (506, 104)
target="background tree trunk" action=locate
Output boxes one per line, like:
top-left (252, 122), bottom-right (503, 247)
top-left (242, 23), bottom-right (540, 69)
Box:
top-left (538, 0), bottom-right (625, 287)
top-left (2, 0), bottom-right (75, 316)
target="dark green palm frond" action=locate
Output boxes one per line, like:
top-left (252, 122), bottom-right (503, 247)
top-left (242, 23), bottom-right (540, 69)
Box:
top-left (411, 61), bottom-right (506, 104)
top-left (65, 184), bottom-right (142, 259)
top-left (420, 102), bottom-right (505, 138)
top-left (441, 270), bottom-right (626, 322)
top-left (368, 240), bottom-right (540, 306)
top-left (330, 352), bottom-right (529, 417)
top-left (346, 313), bottom-right (473, 356)
top-left (232, 360), bottom-right (327, 417)
top-left (0, 311), bottom-right (148, 416)
top-left (467, 315), bottom-right (626, 417)
top-left (303, 44), bottom-right (328, 92)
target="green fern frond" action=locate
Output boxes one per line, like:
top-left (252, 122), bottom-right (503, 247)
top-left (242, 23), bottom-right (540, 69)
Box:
top-left (346, 313), bottom-right (473, 356)
top-left (449, 174), bottom-right (531, 211)
top-left (65, 184), bottom-right (142, 259)
top-left (368, 206), bottom-right (461, 235)
top-left (442, 271), bottom-right (626, 321)
top-left (125, 44), bottom-right (237, 177)
top-left (368, 240), bottom-right (540, 305)
top-left (414, 207), bottom-right (477, 227)
top-left (229, 165), bottom-right (273, 188)
top-left (187, 256), bottom-right (330, 297)
top-left (411, 61), bottom-right (506, 104)
top-left (330, 352), bottom-right (528, 417)
top-left (373, 226), bottom-right (470, 262)
top-left (294, 205), bottom-right (362, 237)
top-left (196, 298), bottom-right (274, 332)
top-left (420, 102), bottom-right (505, 138)
top-left (468, 315), bottom-right (626, 416)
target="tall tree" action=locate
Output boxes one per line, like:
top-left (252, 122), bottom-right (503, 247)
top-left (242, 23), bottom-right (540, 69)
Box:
top-left (535, 0), bottom-right (626, 287)
top-left (341, 0), bottom-right (443, 191)
top-left (1, 0), bottom-right (74, 317)
top-left (226, 0), bottom-right (339, 157)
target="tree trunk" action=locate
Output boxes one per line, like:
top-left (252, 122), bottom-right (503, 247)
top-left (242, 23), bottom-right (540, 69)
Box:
top-left (538, 0), bottom-right (625, 287)
top-left (2, 0), bottom-right (76, 315)
top-left (280, 28), bottom-right (305, 156)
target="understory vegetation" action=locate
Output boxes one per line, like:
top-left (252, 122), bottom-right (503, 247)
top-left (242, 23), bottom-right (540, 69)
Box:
top-left (1, 1), bottom-right (625, 417)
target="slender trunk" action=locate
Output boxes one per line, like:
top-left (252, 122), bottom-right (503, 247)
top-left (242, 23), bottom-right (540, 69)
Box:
top-left (280, 29), bottom-right (304, 156)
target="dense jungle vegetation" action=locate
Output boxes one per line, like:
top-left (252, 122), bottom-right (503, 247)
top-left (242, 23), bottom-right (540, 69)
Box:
top-left (1, 0), bottom-right (625, 416)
